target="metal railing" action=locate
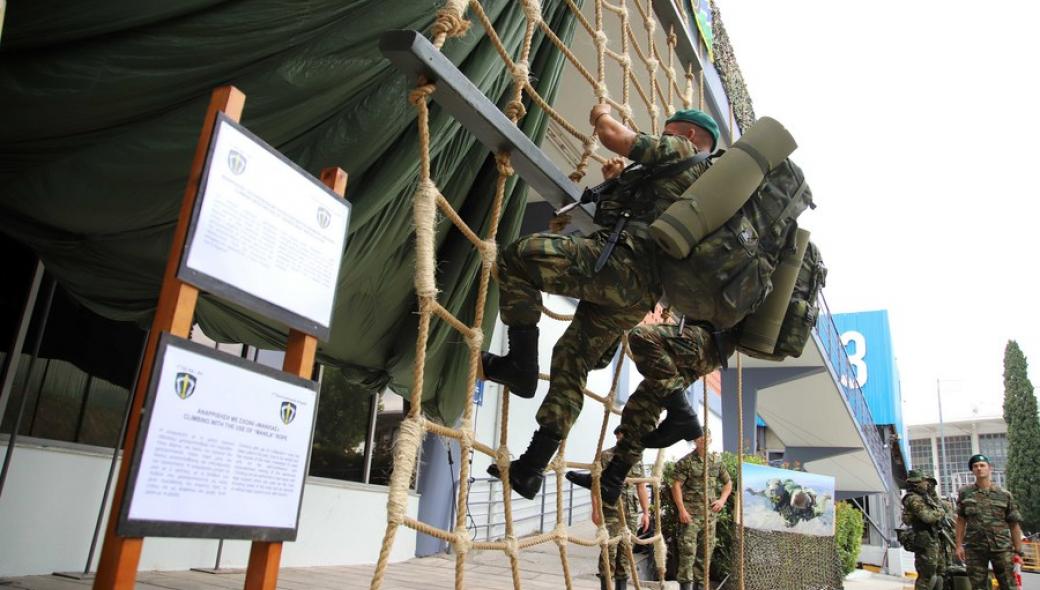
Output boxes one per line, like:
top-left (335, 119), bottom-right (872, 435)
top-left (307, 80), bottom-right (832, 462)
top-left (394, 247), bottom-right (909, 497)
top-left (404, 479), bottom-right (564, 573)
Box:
top-left (814, 292), bottom-right (895, 491)
top-left (464, 472), bottom-right (593, 543)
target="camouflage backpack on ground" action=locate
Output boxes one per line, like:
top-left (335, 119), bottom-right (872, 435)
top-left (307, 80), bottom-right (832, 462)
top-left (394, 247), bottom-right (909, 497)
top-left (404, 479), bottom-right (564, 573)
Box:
top-left (658, 157), bottom-right (814, 330)
top-left (738, 240), bottom-right (826, 361)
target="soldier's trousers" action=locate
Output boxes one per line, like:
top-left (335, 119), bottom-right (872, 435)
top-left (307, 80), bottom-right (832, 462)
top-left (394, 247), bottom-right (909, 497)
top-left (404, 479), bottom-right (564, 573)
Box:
top-left (965, 548), bottom-right (1015, 589)
top-left (913, 543), bottom-right (945, 590)
top-left (676, 516), bottom-right (716, 583)
top-left (615, 323), bottom-right (717, 465)
top-left (497, 232), bottom-right (659, 439)
top-left (600, 506), bottom-right (640, 580)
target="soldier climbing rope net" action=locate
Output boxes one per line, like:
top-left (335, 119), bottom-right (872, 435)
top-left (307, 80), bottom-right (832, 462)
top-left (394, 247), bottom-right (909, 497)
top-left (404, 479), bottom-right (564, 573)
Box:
top-left (369, 1), bottom-right (748, 589)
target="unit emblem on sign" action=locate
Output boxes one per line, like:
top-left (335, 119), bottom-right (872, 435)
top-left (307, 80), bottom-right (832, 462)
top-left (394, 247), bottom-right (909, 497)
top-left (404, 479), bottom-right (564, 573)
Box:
top-left (227, 149), bottom-right (248, 175)
top-left (173, 373), bottom-right (197, 400)
top-left (280, 401), bottom-right (297, 425)
top-left (316, 207), bottom-right (331, 229)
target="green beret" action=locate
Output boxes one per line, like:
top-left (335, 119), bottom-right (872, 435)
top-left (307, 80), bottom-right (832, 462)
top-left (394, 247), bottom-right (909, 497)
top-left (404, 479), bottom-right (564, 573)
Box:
top-left (968, 454), bottom-right (990, 469)
top-left (666, 108), bottom-right (720, 151)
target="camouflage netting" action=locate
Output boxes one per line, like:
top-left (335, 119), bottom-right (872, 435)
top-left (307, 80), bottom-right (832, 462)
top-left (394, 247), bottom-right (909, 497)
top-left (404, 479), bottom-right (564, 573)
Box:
top-left (709, 0), bottom-right (756, 133)
top-left (736, 529), bottom-right (845, 590)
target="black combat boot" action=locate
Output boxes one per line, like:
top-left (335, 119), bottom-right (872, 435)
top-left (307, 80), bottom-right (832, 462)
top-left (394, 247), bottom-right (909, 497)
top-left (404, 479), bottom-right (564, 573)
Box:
top-left (599, 576), bottom-right (610, 590)
top-left (565, 469), bottom-right (593, 490)
top-left (614, 578), bottom-right (627, 590)
top-left (486, 428), bottom-right (560, 499)
top-left (678, 583), bottom-right (693, 590)
top-left (641, 389), bottom-right (703, 448)
top-left (599, 454), bottom-right (635, 505)
top-left (481, 326), bottom-right (539, 398)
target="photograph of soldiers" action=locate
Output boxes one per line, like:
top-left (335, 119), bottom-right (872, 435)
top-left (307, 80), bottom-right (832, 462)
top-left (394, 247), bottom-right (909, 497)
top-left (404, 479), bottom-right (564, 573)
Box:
top-left (954, 454), bottom-right (1025, 590)
top-left (741, 463), bottom-right (835, 535)
top-left (670, 433), bottom-right (732, 590)
top-left (483, 104), bottom-right (722, 505)
top-left (901, 469), bottom-right (950, 590)
top-left (566, 426), bottom-right (649, 590)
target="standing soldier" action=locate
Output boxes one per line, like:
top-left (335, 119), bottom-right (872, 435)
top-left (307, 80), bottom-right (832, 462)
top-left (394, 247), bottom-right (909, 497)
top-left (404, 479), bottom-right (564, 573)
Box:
top-left (569, 427), bottom-right (650, 590)
top-left (926, 475), bottom-right (958, 570)
top-left (902, 470), bottom-right (947, 590)
top-left (670, 433), bottom-right (732, 590)
top-left (955, 454), bottom-right (1024, 590)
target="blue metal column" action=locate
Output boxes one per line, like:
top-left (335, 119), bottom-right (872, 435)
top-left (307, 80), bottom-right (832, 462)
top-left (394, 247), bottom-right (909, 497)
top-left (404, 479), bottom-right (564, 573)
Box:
top-left (415, 434), bottom-right (460, 557)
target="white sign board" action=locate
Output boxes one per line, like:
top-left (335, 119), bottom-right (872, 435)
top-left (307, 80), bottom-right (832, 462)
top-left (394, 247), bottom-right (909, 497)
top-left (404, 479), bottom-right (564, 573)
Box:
top-left (119, 334), bottom-right (318, 540)
top-left (179, 113), bottom-right (350, 340)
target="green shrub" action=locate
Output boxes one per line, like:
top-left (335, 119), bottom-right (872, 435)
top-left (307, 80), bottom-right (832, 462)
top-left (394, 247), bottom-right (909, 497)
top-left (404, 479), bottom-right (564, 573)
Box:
top-left (834, 501), bottom-right (864, 575)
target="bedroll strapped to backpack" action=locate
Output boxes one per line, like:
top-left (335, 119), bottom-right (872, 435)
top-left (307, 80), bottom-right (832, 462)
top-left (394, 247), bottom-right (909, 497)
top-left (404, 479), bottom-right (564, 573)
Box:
top-left (656, 155), bottom-right (815, 331)
top-left (739, 239), bottom-right (827, 361)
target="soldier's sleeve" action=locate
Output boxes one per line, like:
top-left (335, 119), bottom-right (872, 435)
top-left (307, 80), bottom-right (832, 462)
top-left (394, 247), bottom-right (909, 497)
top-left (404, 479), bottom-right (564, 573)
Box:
top-left (956, 488), bottom-right (968, 518)
top-left (672, 457), bottom-right (689, 484)
top-left (1005, 490), bottom-right (1023, 524)
top-left (907, 494), bottom-right (944, 524)
top-left (627, 132), bottom-right (694, 166)
top-left (717, 459), bottom-right (732, 486)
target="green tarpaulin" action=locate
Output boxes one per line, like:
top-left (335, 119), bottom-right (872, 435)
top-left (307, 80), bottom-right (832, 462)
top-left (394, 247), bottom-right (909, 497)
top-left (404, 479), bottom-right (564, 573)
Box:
top-left (0, 0), bottom-right (580, 424)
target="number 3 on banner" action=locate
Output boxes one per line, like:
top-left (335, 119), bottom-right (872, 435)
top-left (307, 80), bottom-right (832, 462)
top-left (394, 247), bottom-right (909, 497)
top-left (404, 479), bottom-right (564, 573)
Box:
top-left (840, 330), bottom-right (867, 388)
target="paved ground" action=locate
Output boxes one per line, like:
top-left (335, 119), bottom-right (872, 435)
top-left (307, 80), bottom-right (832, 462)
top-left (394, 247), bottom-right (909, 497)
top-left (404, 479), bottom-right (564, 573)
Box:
top-left (3, 521), bottom-right (985, 590)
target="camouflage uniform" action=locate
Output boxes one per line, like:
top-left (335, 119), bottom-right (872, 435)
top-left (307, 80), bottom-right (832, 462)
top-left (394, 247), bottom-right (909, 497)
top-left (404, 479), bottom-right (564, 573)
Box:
top-left (497, 132), bottom-right (710, 441)
top-left (672, 450), bottom-right (731, 584)
top-left (597, 447), bottom-right (645, 581)
top-left (956, 484), bottom-right (1022, 590)
top-left (615, 322), bottom-right (732, 466)
top-left (903, 482), bottom-right (947, 590)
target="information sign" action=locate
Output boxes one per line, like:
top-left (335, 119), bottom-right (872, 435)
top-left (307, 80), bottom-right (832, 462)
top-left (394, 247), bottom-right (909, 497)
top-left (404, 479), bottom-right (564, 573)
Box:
top-left (179, 113), bottom-right (350, 340)
top-left (119, 333), bottom-right (318, 540)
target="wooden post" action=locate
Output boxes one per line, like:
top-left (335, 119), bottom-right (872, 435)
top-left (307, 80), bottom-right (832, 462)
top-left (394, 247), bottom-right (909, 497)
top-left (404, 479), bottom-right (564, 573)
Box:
top-left (243, 166), bottom-right (347, 590)
top-left (93, 86), bottom-right (246, 590)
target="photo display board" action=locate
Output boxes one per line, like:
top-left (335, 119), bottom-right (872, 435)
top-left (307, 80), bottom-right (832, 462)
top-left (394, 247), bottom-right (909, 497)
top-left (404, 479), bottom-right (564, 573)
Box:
top-left (179, 113), bottom-right (350, 340)
top-left (741, 463), bottom-right (836, 537)
top-left (119, 334), bottom-right (318, 541)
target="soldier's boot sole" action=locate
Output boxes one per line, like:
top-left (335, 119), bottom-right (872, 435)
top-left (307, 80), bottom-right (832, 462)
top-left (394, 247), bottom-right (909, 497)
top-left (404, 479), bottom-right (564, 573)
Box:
top-left (565, 470), bottom-right (593, 490)
top-left (642, 389), bottom-right (703, 448)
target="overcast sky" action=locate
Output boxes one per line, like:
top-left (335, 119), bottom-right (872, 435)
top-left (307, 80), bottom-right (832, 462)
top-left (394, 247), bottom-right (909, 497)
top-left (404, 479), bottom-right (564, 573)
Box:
top-left (714, 1), bottom-right (1040, 425)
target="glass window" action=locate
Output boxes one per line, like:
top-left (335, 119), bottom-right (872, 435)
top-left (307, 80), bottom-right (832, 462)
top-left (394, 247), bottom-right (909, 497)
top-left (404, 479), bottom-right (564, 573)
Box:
top-left (308, 364), bottom-right (374, 483)
top-left (909, 438), bottom-right (934, 476)
top-left (978, 433), bottom-right (1008, 472)
top-left (937, 434), bottom-right (972, 496)
top-left (367, 391), bottom-right (409, 487)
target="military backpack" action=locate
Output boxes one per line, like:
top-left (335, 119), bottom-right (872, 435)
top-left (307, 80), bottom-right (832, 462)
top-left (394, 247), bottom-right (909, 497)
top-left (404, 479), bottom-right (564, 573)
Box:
top-left (656, 156), bottom-right (815, 330)
top-left (738, 240), bottom-right (827, 361)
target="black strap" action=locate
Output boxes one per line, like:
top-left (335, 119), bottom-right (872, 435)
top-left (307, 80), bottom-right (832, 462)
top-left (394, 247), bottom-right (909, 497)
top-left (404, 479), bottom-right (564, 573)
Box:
top-left (732, 140), bottom-right (770, 175)
top-left (647, 151), bottom-right (712, 178)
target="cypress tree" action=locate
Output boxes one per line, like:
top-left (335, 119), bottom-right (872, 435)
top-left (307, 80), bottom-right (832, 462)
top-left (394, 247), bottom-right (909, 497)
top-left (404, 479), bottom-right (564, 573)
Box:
top-left (1002, 340), bottom-right (1040, 531)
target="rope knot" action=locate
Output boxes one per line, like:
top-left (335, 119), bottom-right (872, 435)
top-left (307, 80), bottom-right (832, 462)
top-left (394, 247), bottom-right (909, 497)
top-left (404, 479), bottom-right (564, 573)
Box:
top-left (413, 179), bottom-right (441, 298)
top-left (646, 57), bottom-right (659, 72)
top-left (504, 100), bottom-right (527, 121)
top-left (667, 32), bottom-right (677, 46)
top-left (494, 152), bottom-right (515, 177)
top-left (619, 54), bottom-right (631, 68)
top-left (594, 83), bottom-right (609, 100)
top-left (387, 416), bottom-right (426, 524)
top-left (454, 526), bottom-right (473, 556)
top-left (619, 104), bottom-right (633, 122)
top-left (649, 104), bottom-right (660, 121)
top-left (495, 445), bottom-right (512, 473)
top-left (409, 84), bottom-right (437, 106)
top-left (643, 18), bottom-right (656, 34)
top-left (594, 31), bottom-right (608, 47)
top-left (431, 0), bottom-right (471, 40)
top-left (553, 523), bottom-right (569, 546)
top-left (511, 60), bottom-right (530, 88)
top-left (505, 535), bottom-right (520, 558)
top-left (481, 239), bottom-right (497, 265)
top-left (521, 0), bottom-right (542, 23)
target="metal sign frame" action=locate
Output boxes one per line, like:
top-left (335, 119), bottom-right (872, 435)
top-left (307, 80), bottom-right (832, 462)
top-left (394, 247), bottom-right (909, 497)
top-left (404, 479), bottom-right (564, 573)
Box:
top-left (117, 332), bottom-right (319, 541)
top-left (177, 112), bottom-right (350, 341)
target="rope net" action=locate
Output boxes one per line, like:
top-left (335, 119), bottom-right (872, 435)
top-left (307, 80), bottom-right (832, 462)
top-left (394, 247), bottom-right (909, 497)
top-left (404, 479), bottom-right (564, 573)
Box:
top-left (370, 1), bottom-right (737, 589)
